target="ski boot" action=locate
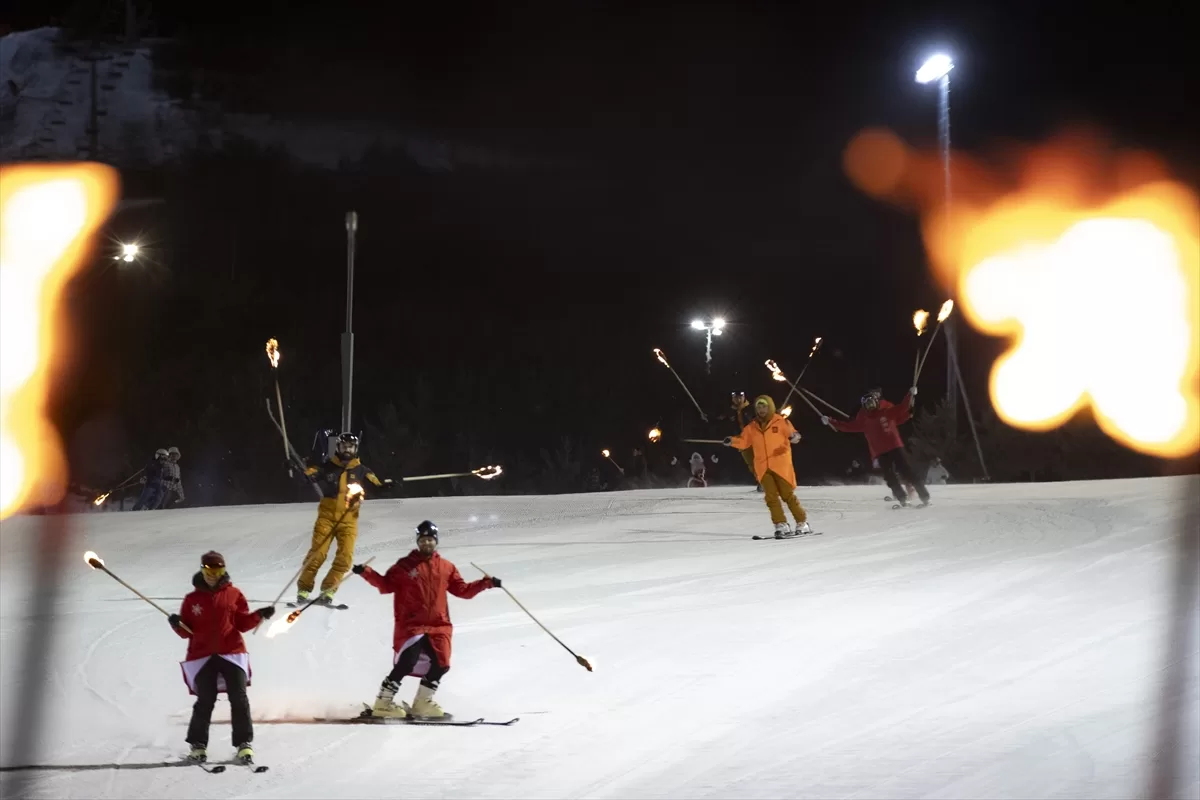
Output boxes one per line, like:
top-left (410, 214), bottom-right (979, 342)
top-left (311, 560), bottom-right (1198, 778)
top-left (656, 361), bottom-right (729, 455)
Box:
top-left (794, 521), bottom-right (814, 536)
top-left (773, 522), bottom-right (794, 540)
top-left (235, 743), bottom-right (253, 765)
top-left (186, 745), bottom-right (207, 763)
top-left (410, 684), bottom-right (448, 719)
top-left (316, 591), bottom-right (336, 606)
top-left (296, 590), bottom-right (310, 604)
top-left (370, 678), bottom-right (409, 718)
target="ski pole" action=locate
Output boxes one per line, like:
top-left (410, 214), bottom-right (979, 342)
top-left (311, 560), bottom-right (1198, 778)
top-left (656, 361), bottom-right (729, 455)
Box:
top-left (255, 486), bottom-right (365, 633)
top-left (283, 556), bottom-right (375, 624)
top-left (84, 551), bottom-right (192, 633)
top-left (799, 387), bottom-right (850, 418)
top-left (682, 438), bottom-right (725, 444)
top-left (401, 465), bottom-right (503, 482)
top-left (470, 563), bottom-right (593, 672)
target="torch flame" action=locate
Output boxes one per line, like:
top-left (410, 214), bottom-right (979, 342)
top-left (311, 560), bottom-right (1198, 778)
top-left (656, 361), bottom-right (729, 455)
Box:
top-left (937, 299), bottom-right (954, 323)
top-left (472, 465), bottom-right (503, 480)
top-left (913, 310), bottom-right (930, 335)
top-left (84, 551), bottom-right (102, 568)
top-left (93, 491), bottom-right (110, 506)
top-left (780, 405), bottom-right (793, 418)
top-left (648, 427), bottom-right (662, 442)
top-left (653, 348), bottom-right (670, 367)
top-left (810, 337), bottom-right (823, 357)
top-left (345, 481), bottom-right (365, 507)
top-left (845, 128), bottom-right (1200, 458)
top-left (0, 165), bottom-right (119, 519)
top-left (602, 449), bottom-right (611, 458)
top-left (265, 338), bottom-right (280, 368)
top-left (265, 617), bottom-right (295, 638)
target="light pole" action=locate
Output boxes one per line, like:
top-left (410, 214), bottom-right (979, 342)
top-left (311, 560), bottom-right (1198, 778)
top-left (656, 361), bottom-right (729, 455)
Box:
top-left (916, 53), bottom-right (957, 425)
top-left (690, 317), bottom-right (726, 374)
top-left (342, 211), bottom-right (357, 434)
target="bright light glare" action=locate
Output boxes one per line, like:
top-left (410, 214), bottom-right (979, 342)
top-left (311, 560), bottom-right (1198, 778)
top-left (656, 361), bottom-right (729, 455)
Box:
top-left (915, 54), bottom-right (953, 84)
top-left (712, 318), bottom-right (726, 329)
top-left (690, 319), bottom-right (705, 330)
top-left (117, 242), bottom-right (139, 262)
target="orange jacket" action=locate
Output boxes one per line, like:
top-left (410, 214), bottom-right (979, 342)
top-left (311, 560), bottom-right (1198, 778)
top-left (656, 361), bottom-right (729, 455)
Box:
top-left (729, 396), bottom-right (800, 487)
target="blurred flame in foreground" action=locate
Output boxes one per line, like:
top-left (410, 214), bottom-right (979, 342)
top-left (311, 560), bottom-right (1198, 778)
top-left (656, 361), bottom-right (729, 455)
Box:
top-left (844, 128), bottom-right (1200, 458)
top-left (265, 616), bottom-right (293, 638)
top-left (0, 164), bottom-right (119, 518)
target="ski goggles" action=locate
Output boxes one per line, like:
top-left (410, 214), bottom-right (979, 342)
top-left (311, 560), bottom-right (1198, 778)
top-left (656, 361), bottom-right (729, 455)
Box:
top-left (201, 562), bottom-right (226, 578)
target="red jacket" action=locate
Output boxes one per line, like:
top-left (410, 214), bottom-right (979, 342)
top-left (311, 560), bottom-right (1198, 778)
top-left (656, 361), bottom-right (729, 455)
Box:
top-left (362, 551), bottom-right (493, 667)
top-left (174, 573), bottom-right (263, 661)
top-left (829, 393), bottom-right (913, 459)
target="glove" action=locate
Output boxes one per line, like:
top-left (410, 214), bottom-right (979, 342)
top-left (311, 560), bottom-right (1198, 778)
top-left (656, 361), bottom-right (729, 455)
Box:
top-left (490, 577), bottom-right (502, 589)
top-left (381, 478), bottom-right (397, 488)
top-left (710, 454), bottom-right (719, 463)
top-left (820, 415), bottom-right (830, 426)
top-left (352, 564), bottom-right (366, 574)
top-left (789, 432), bottom-right (801, 444)
top-left (910, 386), bottom-right (919, 397)
top-left (256, 606), bottom-right (275, 620)
top-left (139, 476), bottom-right (147, 485)
top-left (168, 613), bottom-right (182, 630)
top-left (722, 436), bottom-right (733, 447)
top-left (671, 456), bottom-right (679, 466)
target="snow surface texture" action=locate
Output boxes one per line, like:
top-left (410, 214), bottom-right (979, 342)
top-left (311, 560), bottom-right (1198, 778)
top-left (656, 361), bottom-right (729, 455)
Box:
top-left (1, 478), bottom-right (1197, 799)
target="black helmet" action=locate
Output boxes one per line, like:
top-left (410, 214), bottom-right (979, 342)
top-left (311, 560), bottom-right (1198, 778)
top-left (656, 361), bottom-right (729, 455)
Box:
top-left (415, 520), bottom-right (439, 541)
top-left (861, 389), bottom-right (882, 410)
top-left (335, 432), bottom-right (359, 458)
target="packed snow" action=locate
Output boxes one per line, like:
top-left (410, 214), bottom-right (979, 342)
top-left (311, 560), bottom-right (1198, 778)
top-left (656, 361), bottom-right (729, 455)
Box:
top-left (1, 477), bottom-right (1197, 799)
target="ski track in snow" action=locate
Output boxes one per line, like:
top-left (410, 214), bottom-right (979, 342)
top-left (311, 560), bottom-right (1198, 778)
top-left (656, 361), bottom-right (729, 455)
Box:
top-left (0, 478), bottom-right (1197, 799)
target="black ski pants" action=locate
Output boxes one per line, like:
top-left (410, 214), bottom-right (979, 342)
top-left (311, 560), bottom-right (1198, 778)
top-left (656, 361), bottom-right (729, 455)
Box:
top-left (387, 635), bottom-right (449, 690)
top-left (878, 447), bottom-right (929, 504)
top-left (187, 656), bottom-right (252, 747)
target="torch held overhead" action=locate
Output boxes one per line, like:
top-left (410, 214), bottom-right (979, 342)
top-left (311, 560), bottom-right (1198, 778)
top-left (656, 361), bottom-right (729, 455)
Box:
top-left (653, 348), bottom-right (708, 422)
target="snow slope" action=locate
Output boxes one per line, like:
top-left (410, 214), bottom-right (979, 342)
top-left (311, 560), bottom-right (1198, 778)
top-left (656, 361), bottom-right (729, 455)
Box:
top-left (1, 478), bottom-right (1197, 799)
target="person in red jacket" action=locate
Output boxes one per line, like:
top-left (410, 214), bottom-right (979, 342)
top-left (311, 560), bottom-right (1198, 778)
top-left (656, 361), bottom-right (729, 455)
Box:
top-left (823, 387), bottom-right (931, 507)
top-left (169, 551), bottom-right (275, 763)
top-left (355, 520), bottom-right (498, 720)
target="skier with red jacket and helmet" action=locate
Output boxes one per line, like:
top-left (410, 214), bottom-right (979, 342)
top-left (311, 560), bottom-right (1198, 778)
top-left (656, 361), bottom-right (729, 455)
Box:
top-left (355, 520), bottom-right (500, 720)
top-left (823, 387), bottom-right (931, 507)
top-left (169, 551), bottom-right (275, 764)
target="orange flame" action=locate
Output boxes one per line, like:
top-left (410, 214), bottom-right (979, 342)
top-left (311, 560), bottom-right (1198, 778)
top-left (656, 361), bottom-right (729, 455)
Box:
top-left (472, 465), bottom-right (503, 480)
top-left (648, 427), bottom-right (662, 442)
top-left (601, 449), bottom-right (611, 458)
top-left (937, 299), bottom-right (954, 323)
top-left (846, 127), bottom-right (1200, 458)
top-left (266, 338), bottom-right (280, 368)
top-left (92, 491), bottom-right (110, 506)
top-left (780, 405), bottom-right (793, 418)
top-left (809, 337), bottom-right (823, 357)
top-left (265, 616), bottom-right (295, 638)
top-left (345, 481), bottom-right (365, 507)
top-left (653, 348), bottom-right (670, 368)
top-left (765, 359), bottom-right (788, 382)
top-left (83, 550), bottom-right (102, 568)
top-left (913, 310), bottom-right (930, 335)
top-left (0, 164), bottom-right (120, 519)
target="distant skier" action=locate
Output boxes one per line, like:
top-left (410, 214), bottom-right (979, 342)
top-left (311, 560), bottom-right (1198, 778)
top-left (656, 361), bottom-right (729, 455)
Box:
top-left (132, 448), bottom-right (168, 510)
top-left (169, 551), bottom-right (275, 764)
top-left (925, 457), bottom-right (950, 485)
top-left (158, 446), bottom-right (185, 508)
top-left (687, 452), bottom-right (707, 487)
top-left (356, 521), bottom-right (499, 719)
top-left (297, 433), bottom-right (396, 605)
top-left (723, 394), bottom-right (812, 538)
top-left (823, 387), bottom-right (930, 507)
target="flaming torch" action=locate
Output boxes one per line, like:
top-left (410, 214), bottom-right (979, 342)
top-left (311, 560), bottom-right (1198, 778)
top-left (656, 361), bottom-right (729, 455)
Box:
top-left (648, 427), bottom-right (662, 443)
top-left (265, 338), bottom-right (292, 474)
top-left (1, 164), bottom-right (119, 519)
top-left (915, 299), bottom-right (955, 382)
top-left (401, 465), bottom-right (504, 482)
top-left (780, 405), bottom-right (793, 418)
top-left (653, 348), bottom-right (708, 422)
top-left (84, 551), bottom-right (192, 632)
top-left (913, 309), bottom-right (930, 383)
top-left (601, 449), bottom-right (624, 474)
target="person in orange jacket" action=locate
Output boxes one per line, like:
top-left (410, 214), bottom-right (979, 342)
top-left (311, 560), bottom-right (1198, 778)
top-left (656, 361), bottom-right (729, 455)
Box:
top-left (724, 394), bottom-right (812, 538)
top-left (731, 392), bottom-right (763, 491)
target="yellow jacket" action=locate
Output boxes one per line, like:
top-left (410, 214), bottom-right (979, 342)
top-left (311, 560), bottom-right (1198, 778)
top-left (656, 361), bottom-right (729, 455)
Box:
top-left (729, 395), bottom-right (800, 487)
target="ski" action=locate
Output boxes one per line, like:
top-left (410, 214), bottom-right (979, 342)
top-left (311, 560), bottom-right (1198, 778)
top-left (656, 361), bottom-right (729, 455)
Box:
top-left (255, 716), bottom-right (519, 727)
top-left (234, 759), bottom-right (269, 773)
top-left (751, 531), bottom-right (823, 540)
top-left (286, 601), bottom-right (349, 610)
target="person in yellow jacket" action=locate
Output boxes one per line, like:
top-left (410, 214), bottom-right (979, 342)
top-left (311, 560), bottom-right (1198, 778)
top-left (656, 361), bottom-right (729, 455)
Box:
top-left (724, 395), bottom-right (812, 539)
top-left (297, 433), bottom-right (396, 604)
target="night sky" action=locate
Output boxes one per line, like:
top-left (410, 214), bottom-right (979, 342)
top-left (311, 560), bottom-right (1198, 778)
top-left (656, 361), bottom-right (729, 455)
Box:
top-left (7, 0), bottom-right (1196, 496)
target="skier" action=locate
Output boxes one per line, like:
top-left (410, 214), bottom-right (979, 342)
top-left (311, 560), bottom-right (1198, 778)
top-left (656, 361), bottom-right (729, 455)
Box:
top-left (297, 432), bottom-right (396, 605)
top-left (723, 394), bottom-right (812, 538)
top-left (356, 520), bottom-right (499, 719)
top-left (687, 452), bottom-right (707, 487)
top-left (159, 446), bottom-right (185, 508)
top-left (925, 457), bottom-right (950, 485)
top-left (132, 448), bottom-right (168, 510)
top-left (822, 387), bottom-right (931, 507)
top-left (169, 551), bottom-right (275, 764)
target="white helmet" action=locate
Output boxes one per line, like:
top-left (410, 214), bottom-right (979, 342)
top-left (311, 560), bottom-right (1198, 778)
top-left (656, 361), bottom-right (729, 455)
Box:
top-left (168, 446), bottom-right (181, 459)
top-left (155, 448), bottom-right (169, 458)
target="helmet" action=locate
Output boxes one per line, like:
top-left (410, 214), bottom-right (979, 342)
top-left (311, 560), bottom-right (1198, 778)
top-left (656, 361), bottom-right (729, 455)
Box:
top-left (155, 448), bottom-right (169, 458)
top-left (415, 520), bottom-right (439, 541)
top-left (334, 432), bottom-right (359, 459)
top-left (168, 446), bottom-right (181, 459)
top-left (861, 390), bottom-right (881, 411)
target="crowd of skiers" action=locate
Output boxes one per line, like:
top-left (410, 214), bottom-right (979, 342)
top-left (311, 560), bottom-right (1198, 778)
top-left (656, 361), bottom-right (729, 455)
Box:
top-left (133, 446), bottom-right (185, 510)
